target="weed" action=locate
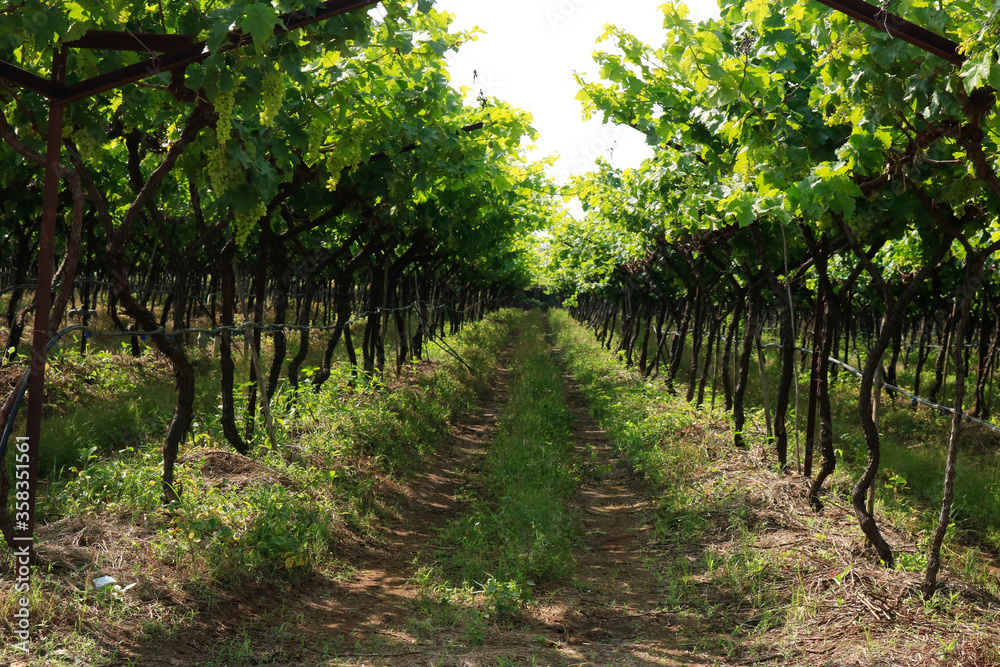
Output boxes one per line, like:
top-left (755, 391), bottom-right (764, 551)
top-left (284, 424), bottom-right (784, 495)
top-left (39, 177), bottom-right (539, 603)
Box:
top-left (923, 587), bottom-right (962, 617)
top-left (409, 565), bottom-right (491, 646)
top-left (139, 619), bottom-right (169, 639)
top-left (938, 637), bottom-right (958, 660)
top-left (480, 576), bottom-right (526, 617)
top-left (203, 627), bottom-right (255, 665)
top-left (895, 551), bottom-right (928, 573)
top-left (157, 474), bottom-right (340, 586)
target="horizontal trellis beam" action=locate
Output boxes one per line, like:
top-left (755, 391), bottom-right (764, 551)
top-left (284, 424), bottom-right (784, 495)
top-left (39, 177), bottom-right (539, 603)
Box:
top-left (65, 31), bottom-right (196, 52)
top-left (0, 0), bottom-right (381, 103)
top-left (812, 0), bottom-right (964, 65)
top-left (0, 59), bottom-right (62, 98)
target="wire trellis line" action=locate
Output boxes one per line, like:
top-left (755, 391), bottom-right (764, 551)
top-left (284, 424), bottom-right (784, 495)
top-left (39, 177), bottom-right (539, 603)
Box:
top-left (0, 297), bottom-right (490, 461)
top-left (760, 343), bottom-right (1000, 436)
top-left (1, 298), bottom-right (488, 346)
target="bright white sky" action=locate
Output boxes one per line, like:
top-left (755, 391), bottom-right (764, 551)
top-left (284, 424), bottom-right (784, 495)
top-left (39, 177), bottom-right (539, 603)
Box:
top-left (433, 0), bottom-right (722, 183)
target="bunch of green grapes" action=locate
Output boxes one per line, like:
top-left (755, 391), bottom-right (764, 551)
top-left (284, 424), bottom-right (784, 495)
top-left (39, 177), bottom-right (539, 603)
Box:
top-left (21, 35), bottom-right (35, 64)
top-left (207, 138), bottom-right (246, 195)
top-left (260, 71), bottom-right (285, 125)
top-left (215, 89), bottom-right (236, 146)
top-left (208, 145), bottom-right (230, 194)
top-left (306, 117), bottom-right (326, 164)
top-left (325, 138), bottom-right (364, 191)
top-left (233, 200), bottom-right (267, 246)
top-left (62, 126), bottom-right (97, 160)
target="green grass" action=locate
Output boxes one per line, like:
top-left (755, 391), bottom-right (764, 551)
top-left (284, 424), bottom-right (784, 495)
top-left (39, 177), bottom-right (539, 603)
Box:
top-left (438, 311), bottom-right (578, 598)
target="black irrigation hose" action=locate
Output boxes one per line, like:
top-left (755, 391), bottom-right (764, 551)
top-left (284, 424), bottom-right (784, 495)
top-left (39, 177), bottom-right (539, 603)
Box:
top-left (0, 370), bottom-right (30, 463)
top-left (0, 284), bottom-right (39, 296)
top-left (0, 325), bottom-right (75, 462)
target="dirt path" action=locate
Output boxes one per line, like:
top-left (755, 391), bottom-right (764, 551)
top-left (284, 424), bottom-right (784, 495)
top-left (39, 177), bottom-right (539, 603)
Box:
top-left (283, 346), bottom-right (720, 666)
top-left (305, 351), bottom-right (716, 665)
top-left (268, 357), bottom-right (515, 664)
top-left (504, 378), bottom-right (712, 667)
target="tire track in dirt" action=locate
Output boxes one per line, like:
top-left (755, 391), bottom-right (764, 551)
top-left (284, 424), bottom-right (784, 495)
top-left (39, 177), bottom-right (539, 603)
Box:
top-left (394, 333), bottom-right (715, 666)
top-left (505, 373), bottom-right (713, 667)
top-left (285, 357), bottom-right (515, 662)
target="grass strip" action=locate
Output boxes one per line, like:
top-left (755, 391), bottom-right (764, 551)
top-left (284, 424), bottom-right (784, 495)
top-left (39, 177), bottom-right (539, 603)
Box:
top-left (438, 311), bottom-right (577, 604)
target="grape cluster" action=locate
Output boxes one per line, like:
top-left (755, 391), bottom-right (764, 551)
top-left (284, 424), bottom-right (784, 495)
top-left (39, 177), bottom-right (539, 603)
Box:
top-left (325, 138), bottom-right (364, 191)
top-left (214, 89), bottom-right (236, 146)
top-left (306, 118), bottom-right (326, 164)
top-left (64, 125), bottom-right (100, 161)
top-left (234, 200), bottom-right (267, 247)
top-left (207, 141), bottom-right (245, 195)
top-left (260, 71), bottom-right (285, 125)
top-left (209, 84), bottom-right (242, 195)
top-left (73, 130), bottom-right (98, 160)
top-left (22, 36), bottom-right (35, 63)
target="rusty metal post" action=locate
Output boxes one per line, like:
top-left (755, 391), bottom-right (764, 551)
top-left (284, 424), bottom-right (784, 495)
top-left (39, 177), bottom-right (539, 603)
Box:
top-left (18, 48), bottom-right (66, 565)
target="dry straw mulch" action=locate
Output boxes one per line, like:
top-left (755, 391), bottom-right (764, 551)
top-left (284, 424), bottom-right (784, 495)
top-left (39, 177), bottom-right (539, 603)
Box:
top-left (714, 444), bottom-right (1000, 667)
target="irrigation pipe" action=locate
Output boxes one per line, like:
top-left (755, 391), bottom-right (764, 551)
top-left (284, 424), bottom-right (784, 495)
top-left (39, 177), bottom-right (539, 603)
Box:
top-left (0, 324), bottom-right (89, 461)
top-left (0, 370), bottom-right (30, 462)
